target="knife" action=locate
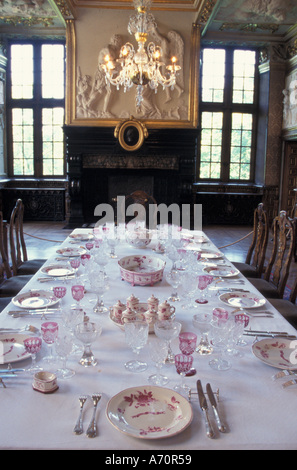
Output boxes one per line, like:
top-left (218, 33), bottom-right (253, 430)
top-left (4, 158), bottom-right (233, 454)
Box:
top-left (206, 383), bottom-right (227, 433)
top-left (196, 380), bottom-right (215, 439)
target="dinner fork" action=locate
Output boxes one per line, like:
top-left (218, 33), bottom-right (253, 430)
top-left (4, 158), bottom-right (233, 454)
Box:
top-left (0, 325), bottom-right (39, 335)
top-left (73, 395), bottom-right (88, 435)
top-left (86, 393), bottom-right (102, 438)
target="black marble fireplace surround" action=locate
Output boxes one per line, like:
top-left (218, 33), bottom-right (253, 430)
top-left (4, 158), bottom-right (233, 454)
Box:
top-left (64, 126), bottom-right (198, 227)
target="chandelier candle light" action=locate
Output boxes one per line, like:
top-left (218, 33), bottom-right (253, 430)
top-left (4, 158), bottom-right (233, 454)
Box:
top-left (101, 0), bottom-right (181, 110)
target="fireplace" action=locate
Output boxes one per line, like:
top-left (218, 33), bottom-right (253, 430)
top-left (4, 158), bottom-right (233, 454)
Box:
top-left (64, 125), bottom-right (198, 227)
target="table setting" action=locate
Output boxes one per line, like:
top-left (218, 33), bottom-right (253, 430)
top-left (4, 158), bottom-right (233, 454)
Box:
top-left (0, 224), bottom-right (297, 450)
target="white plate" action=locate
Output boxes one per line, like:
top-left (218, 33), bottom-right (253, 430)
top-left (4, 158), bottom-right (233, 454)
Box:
top-left (219, 291), bottom-right (266, 309)
top-left (252, 338), bottom-right (297, 370)
top-left (69, 233), bottom-right (94, 241)
top-left (41, 264), bottom-right (75, 277)
top-left (56, 247), bottom-right (86, 257)
top-left (106, 385), bottom-right (193, 439)
top-left (203, 266), bottom-right (240, 278)
top-left (12, 290), bottom-right (59, 309)
top-left (186, 247), bottom-right (222, 258)
top-left (0, 333), bottom-right (31, 364)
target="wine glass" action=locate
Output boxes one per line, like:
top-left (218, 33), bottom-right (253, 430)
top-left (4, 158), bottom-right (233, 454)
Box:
top-left (70, 258), bottom-right (81, 278)
top-left (124, 321), bottom-right (149, 372)
top-left (41, 321), bottom-right (59, 364)
top-left (208, 318), bottom-right (232, 371)
top-left (55, 334), bottom-right (75, 379)
top-left (75, 321), bottom-right (102, 367)
top-left (174, 354), bottom-right (194, 396)
top-left (179, 332), bottom-right (197, 355)
top-left (24, 337), bottom-right (43, 373)
top-left (165, 245), bottom-right (180, 270)
top-left (148, 339), bottom-right (169, 385)
top-left (154, 319), bottom-right (182, 364)
top-left (180, 271), bottom-right (198, 309)
top-left (93, 245), bottom-right (109, 276)
top-left (71, 284), bottom-right (85, 307)
top-left (234, 313), bottom-right (250, 346)
top-left (61, 306), bottom-right (84, 355)
top-left (89, 271), bottom-right (109, 314)
top-left (166, 269), bottom-right (181, 302)
top-left (192, 313), bottom-right (213, 355)
top-left (196, 275), bottom-right (213, 304)
top-left (106, 225), bottom-right (119, 258)
top-left (53, 286), bottom-right (67, 310)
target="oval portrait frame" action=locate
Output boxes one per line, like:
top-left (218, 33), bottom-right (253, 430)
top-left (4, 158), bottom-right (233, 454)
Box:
top-left (115, 118), bottom-right (148, 152)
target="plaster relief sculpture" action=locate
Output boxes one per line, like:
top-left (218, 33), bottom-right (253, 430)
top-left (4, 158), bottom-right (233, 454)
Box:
top-left (218, 0), bottom-right (296, 23)
top-left (282, 77), bottom-right (297, 129)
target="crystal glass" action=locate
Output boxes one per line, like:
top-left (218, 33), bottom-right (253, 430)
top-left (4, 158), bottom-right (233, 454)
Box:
top-left (196, 275), bottom-right (213, 304)
top-left (75, 321), bottom-right (102, 367)
top-left (174, 354), bottom-right (193, 396)
top-left (53, 286), bottom-right (67, 310)
top-left (71, 284), bottom-right (84, 307)
top-left (179, 332), bottom-right (197, 355)
top-left (154, 319), bottom-right (182, 364)
top-left (208, 319), bottom-right (232, 371)
top-left (24, 337), bottom-right (43, 373)
top-left (106, 225), bottom-right (119, 258)
top-left (70, 258), bottom-right (81, 278)
top-left (61, 306), bottom-right (84, 355)
top-left (124, 321), bottom-right (149, 372)
top-left (148, 339), bottom-right (169, 385)
top-left (93, 245), bottom-right (109, 276)
top-left (180, 272), bottom-right (198, 309)
top-left (166, 269), bottom-right (181, 302)
top-left (55, 334), bottom-right (75, 379)
top-left (89, 271), bottom-right (109, 314)
top-left (234, 313), bottom-right (250, 346)
top-left (41, 321), bottom-right (59, 364)
top-left (192, 313), bottom-right (213, 355)
top-left (165, 244), bottom-right (180, 270)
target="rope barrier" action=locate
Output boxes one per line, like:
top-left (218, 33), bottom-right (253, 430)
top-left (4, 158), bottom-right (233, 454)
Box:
top-left (23, 232), bottom-right (64, 243)
top-left (218, 230), bottom-right (253, 249)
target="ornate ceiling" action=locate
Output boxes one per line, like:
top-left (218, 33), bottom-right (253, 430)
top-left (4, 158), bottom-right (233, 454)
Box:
top-left (0, 0), bottom-right (296, 44)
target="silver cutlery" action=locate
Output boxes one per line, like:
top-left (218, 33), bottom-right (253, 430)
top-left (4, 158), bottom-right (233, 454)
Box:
top-left (206, 383), bottom-right (227, 433)
top-left (244, 329), bottom-right (296, 339)
top-left (8, 309), bottom-right (60, 318)
top-left (86, 393), bottom-right (102, 438)
top-left (0, 325), bottom-right (39, 335)
top-left (272, 370), bottom-right (297, 380)
top-left (197, 380), bottom-right (215, 439)
top-left (282, 379), bottom-right (297, 389)
top-left (38, 276), bottom-right (74, 283)
top-left (73, 395), bottom-right (88, 435)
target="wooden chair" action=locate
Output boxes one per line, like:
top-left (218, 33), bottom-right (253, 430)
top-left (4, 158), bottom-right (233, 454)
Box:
top-left (124, 190), bottom-right (157, 228)
top-left (247, 210), bottom-right (295, 299)
top-left (9, 199), bottom-right (46, 276)
top-left (268, 276), bottom-right (297, 330)
top-left (0, 211), bottom-right (32, 298)
top-left (233, 203), bottom-right (268, 278)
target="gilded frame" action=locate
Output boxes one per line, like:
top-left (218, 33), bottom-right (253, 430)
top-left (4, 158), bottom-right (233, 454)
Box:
top-left (114, 118), bottom-right (148, 151)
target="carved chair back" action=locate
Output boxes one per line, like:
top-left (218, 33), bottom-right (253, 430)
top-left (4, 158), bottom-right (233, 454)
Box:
top-left (245, 202), bottom-right (269, 276)
top-left (9, 199), bottom-right (28, 276)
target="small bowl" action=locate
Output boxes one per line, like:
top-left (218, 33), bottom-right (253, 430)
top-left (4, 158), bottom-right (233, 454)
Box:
top-left (125, 228), bottom-right (152, 248)
top-left (118, 255), bottom-right (165, 286)
top-left (33, 371), bottom-right (58, 394)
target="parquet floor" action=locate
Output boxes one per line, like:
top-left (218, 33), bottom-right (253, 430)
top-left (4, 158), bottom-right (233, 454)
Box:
top-left (23, 221), bottom-right (297, 290)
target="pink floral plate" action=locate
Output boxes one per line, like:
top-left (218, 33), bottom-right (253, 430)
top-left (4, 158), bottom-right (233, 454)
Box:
top-left (219, 291), bottom-right (266, 309)
top-left (41, 264), bottom-right (75, 277)
top-left (56, 247), bottom-right (86, 257)
top-left (12, 290), bottom-right (59, 309)
top-left (0, 333), bottom-right (31, 364)
top-left (106, 386), bottom-right (193, 439)
top-left (252, 338), bottom-right (297, 370)
top-left (203, 266), bottom-right (240, 278)
top-left (69, 233), bottom-right (94, 241)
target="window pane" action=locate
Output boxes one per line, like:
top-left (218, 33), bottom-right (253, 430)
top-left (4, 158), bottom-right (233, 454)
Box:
top-left (11, 45), bottom-right (33, 99)
top-left (200, 112), bottom-right (223, 179)
top-left (42, 44), bottom-right (65, 99)
top-left (230, 113), bottom-right (253, 180)
top-left (233, 50), bottom-right (256, 104)
top-left (12, 108), bottom-right (34, 175)
top-left (42, 107), bottom-right (64, 176)
top-left (201, 49), bottom-right (225, 103)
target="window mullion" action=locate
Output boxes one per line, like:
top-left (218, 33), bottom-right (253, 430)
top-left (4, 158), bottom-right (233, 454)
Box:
top-left (34, 44), bottom-right (42, 177)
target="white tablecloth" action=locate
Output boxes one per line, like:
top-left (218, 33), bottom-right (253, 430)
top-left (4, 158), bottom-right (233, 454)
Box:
top-left (0, 228), bottom-right (297, 451)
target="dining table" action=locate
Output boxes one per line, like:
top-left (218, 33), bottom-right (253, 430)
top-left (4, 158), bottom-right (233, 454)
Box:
top-left (0, 225), bottom-right (297, 453)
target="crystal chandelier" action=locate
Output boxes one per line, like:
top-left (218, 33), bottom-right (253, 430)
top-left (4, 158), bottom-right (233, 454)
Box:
top-left (101, 0), bottom-right (181, 110)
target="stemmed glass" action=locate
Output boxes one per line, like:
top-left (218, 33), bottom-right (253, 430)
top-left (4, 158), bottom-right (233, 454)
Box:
top-left (234, 313), bottom-right (250, 346)
top-left (70, 258), bottom-right (81, 278)
top-left (165, 245), bottom-right (180, 270)
top-left (41, 321), bottom-right (59, 364)
top-left (196, 275), bottom-right (213, 304)
top-left (124, 321), bottom-right (149, 372)
top-left (24, 337), bottom-right (43, 374)
top-left (75, 321), bottom-right (102, 367)
top-left (106, 225), bottom-right (119, 258)
top-left (53, 286), bottom-right (67, 311)
top-left (174, 354), bottom-right (194, 396)
top-left (180, 272), bottom-right (198, 309)
top-left (89, 271), bottom-right (109, 314)
top-left (208, 318), bottom-right (232, 371)
top-left (55, 334), bottom-right (75, 379)
top-left (61, 306), bottom-right (84, 355)
top-left (154, 320), bottom-right (182, 364)
top-left (179, 332), bottom-right (197, 355)
top-left (148, 339), bottom-right (169, 385)
top-left (192, 313), bottom-right (213, 355)
top-left (93, 245), bottom-right (109, 277)
top-left (166, 269), bottom-right (181, 302)
top-left (71, 285), bottom-right (85, 307)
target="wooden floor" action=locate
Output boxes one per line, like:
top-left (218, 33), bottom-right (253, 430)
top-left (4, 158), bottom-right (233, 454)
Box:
top-left (23, 221), bottom-right (297, 289)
